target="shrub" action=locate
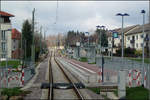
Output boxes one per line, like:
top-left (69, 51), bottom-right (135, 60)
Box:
top-left (135, 50), bottom-right (142, 57)
top-left (116, 47), bottom-right (136, 57)
top-left (1, 87), bottom-right (31, 99)
top-left (79, 57), bottom-right (88, 62)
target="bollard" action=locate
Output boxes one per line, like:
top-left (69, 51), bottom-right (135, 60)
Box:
top-left (118, 70), bottom-right (126, 99)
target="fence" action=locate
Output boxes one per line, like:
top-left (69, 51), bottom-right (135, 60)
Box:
top-left (0, 62), bottom-right (35, 88)
top-left (97, 56), bottom-right (150, 88)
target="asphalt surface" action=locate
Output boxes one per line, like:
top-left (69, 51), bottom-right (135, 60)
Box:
top-left (23, 58), bottom-right (49, 99)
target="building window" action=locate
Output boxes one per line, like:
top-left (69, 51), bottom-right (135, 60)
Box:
top-left (0, 18), bottom-right (4, 23)
top-left (140, 34), bottom-right (143, 38)
top-left (1, 30), bottom-right (6, 40)
top-left (1, 42), bottom-right (6, 52)
top-left (128, 37), bottom-right (130, 40)
top-left (141, 43), bottom-right (143, 47)
top-left (14, 46), bottom-right (15, 49)
top-left (1, 54), bottom-right (6, 58)
top-left (136, 35), bottom-right (138, 40)
top-left (136, 43), bottom-right (138, 48)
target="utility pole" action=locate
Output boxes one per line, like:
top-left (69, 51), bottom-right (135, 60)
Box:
top-left (141, 10), bottom-right (146, 86)
top-left (25, 39), bottom-right (27, 65)
top-left (40, 26), bottom-right (42, 54)
top-left (44, 30), bottom-right (46, 52)
top-left (111, 31), bottom-right (114, 60)
top-left (116, 13), bottom-right (129, 68)
top-left (96, 25), bottom-right (104, 55)
top-left (31, 8), bottom-right (35, 65)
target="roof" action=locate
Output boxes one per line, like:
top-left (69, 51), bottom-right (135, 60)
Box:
top-left (0, 11), bottom-right (14, 17)
top-left (126, 23), bottom-right (150, 35)
top-left (107, 25), bottom-right (139, 37)
top-left (12, 28), bottom-right (21, 40)
top-left (113, 25), bottom-right (139, 35)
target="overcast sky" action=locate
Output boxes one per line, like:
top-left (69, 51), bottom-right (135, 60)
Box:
top-left (1, 1), bottom-right (149, 36)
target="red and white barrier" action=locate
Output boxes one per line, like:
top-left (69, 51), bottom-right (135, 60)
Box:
top-left (144, 70), bottom-right (147, 87)
top-left (128, 70), bottom-right (132, 87)
top-left (21, 69), bottom-right (24, 86)
top-left (128, 69), bottom-right (147, 87)
top-left (98, 68), bottom-right (102, 83)
top-left (7, 68), bottom-right (25, 87)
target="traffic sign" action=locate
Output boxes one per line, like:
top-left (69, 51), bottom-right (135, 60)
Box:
top-left (113, 32), bottom-right (118, 38)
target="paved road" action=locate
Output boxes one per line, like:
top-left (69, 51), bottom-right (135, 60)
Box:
top-left (23, 58), bottom-right (49, 99)
top-left (59, 57), bottom-right (117, 85)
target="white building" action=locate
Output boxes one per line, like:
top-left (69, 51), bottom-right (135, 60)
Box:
top-left (107, 25), bottom-right (139, 53)
top-left (0, 11), bottom-right (14, 59)
top-left (125, 23), bottom-right (150, 50)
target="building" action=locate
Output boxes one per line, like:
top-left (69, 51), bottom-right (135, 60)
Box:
top-left (11, 28), bottom-right (21, 59)
top-left (125, 23), bottom-right (150, 50)
top-left (0, 11), bottom-right (14, 60)
top-left (107, 23), bottom-right (150, 54)
top-left (107, 25), bottom-right (139, 53)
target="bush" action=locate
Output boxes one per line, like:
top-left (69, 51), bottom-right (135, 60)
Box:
top-left (79, 57), bottom-right (88, 62)
top-left (135, 50), bottom-right (142, 57)
top-left (116, 47), bottom-right (137, 57)
top-left (1, 87), bottom-right (31, 99)
top-left (1, 87), bottom-right (23, 99)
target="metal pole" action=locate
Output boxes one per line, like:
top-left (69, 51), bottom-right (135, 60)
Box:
top-left (142, 12), bottom-right (145, 86)
top-left (121, 16), bottom-right (124, 60)
top-left (0, 14), bottom-right (1, 78)
top-left (40, 26), bottom-right (42, 54)
top-left (44, 30), bottom-right (46, 52)
top-left (100, 29), bottom-right (101, 55)
top-left (5, 30), bottom-right (8, 87)
top-left (111, 32), bottom-right (114, 60)
top-left (25, 39), bottom-right (26, 65)
top-left (31, 8), bottom-right (35, 65)
top-left (88, 32), bottom-right (89, 48)
top-left (102, 55), bottom-right (104, 82)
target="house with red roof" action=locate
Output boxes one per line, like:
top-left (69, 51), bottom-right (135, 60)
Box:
top-left (11, 28), bottom-right (21, 59)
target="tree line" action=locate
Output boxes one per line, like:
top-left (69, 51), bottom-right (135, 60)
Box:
top-left (21, 19), bottom-right (47, 61)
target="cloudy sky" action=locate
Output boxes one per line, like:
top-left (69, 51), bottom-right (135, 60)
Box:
top-left (1, 1), bottom-right (149, 36)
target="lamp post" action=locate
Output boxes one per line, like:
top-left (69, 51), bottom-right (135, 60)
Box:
top-left (96, 25), bottom-right (106, 55)
top-left (141, 10), bottom-right (146, 87)
top-left (85, 32), bottom-right (90, 48)
top-left (85, 32), bottom-right (90, 60)
top-left (116, 13), bottom-right (129, 62)
top-left (96, 25), bottom-right (105, 83)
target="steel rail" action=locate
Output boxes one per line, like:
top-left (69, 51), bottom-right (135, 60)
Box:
top-left (54, 55), bottom-right (84, 100)
top-left (48, 51), bottom-right (53, 100)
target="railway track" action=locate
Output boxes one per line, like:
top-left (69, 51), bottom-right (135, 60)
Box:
top-left (47, 51), bottom-right (84, 100)
top-left (48, 51), bottom-right (53, 100)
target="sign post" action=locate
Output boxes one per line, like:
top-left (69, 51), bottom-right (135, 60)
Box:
top-left (111, 31), bottom-right (118, 60)
top-left (118, 70), bottom-right (126, 99)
